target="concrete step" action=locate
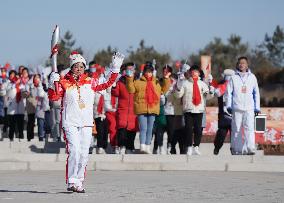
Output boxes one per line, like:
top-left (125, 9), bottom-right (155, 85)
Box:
top-left (0, 153), bottom-right (282, 172)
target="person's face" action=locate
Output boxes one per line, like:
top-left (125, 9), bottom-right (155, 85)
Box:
top-left (144, 71), bottom-right (153, 78)
top-left (22, 70), bottom-right (29, 78)
top-left (9, 72), bottom-right (15, 80)
top-left (238, 59), bottom-right (248, 72)
top-left (71, 62), bottom-right (85, 76)
top-left (33, 75), bottom-right (41, 84)
top-left (18, 66), bottom-right (24, 74)
top-left (190, 70), bottom-right (200, 79)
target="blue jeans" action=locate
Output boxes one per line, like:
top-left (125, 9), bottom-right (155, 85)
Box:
top-left (37, 118), bottom-right (45, 139)
top-left (138, 114), bottom-right (156, 145)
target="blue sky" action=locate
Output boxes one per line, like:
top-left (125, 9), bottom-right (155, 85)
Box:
top-left (0, 0), bottom-right (283, 67)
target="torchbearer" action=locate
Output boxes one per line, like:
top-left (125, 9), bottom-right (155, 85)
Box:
top-left (48, 51), bottom-right (124, 193)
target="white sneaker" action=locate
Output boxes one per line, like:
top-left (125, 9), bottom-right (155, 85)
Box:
top-left (193, 146), bottom-right (201, 155)
top-left (145, 145), bottom-right (152, 154)
top-left (158, 146), bottom-right (166, 155)
top-left (167, 147), bottom-right (171, 155)
top-left (114, 146), bottom-right (120, 154)
top-left (187, 146), bottom-right (193, 156)
top-left (120, 146), bottom-right (126, 155)
top-left (97, 147), bottom-right (105, 154)
top-left (140, 144), bottom-right (146, 153)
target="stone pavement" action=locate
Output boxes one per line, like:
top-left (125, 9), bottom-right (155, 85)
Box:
top-left (0, 171), bottom-right (283, 203)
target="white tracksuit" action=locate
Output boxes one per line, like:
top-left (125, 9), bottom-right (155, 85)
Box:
top-left (226, 70), bottom-right (260, 154)
top-left (48, 71), bottom-right (117, 187)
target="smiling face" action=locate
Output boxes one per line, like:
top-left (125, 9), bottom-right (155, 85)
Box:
top-left (71, 62), bottom-right (85, 77)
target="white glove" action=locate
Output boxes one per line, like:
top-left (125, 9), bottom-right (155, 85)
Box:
top-left (181, 64), bottom-right (190, 73)
top-left (160, 95), bottom-right (166, 105)
top-left (206, 74), bottom-right (213, 84)
top-left (209, 85), bottom-right (215, 94)
top-left (48, 72), bottom-right (60, 90)
top-left (110, 52), bottom-right (125, 73)
top-left (176, 77), bottom-right (183, 90)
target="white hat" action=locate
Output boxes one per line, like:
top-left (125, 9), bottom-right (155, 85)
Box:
top-left (69, 51), bottom-right (86, 68)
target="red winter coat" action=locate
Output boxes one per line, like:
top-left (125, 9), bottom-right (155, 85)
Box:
top-left (111, 78), bottom-right (138, 132)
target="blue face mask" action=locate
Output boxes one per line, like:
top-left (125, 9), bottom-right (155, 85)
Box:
top-left (126, 70), bottom-right (133, 76)
top-left (90, 68), bottom-right (96, 73)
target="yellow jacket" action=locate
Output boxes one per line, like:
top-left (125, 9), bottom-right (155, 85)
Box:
top-left (126, 76), bottom-right (170, 115)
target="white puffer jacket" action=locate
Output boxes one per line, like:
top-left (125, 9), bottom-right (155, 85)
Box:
top-left (164, 79), bottom-right (183, 116)
top-left (174, 78), bottom-right (212, 114)
top-left (6, 81), bottom-right (26, 115)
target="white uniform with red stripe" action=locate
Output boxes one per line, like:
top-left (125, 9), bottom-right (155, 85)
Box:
top-left (48, 71), bottom-right (118, 187)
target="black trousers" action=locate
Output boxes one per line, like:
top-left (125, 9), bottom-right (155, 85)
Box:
top-left (3, 108), bottom-right (8, 132)
top-left (117, 128), bottom-right (136, 150)
top-left (184, 112), bottom-right (203, 147)
top-left (165, 115), bottom-right (175, 148)
top-left (8, 114), bottom-right (25, 140)
top-left (95, 118), bottom-right (108, 149)
top-left (171, 127), bottom-right (187, 154)
top-left (27, 114), bottom-right (35, 141)
top-left (214, 128), bottom-right (231, 150)
top-left (153, 125), bottom-right (166, 150)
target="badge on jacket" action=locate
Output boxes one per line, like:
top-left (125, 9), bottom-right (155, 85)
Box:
top-left (241, 85), bottom-right (247, 93)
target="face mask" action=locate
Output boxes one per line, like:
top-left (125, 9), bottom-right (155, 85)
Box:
top-left (126, 70), bottom-right (133, 76)
top-left (90, 68), bottom-right (96, 73)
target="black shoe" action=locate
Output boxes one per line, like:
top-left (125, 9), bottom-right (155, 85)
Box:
top-left (213, 148), bottom-right (219, 155)
top-left (39, 137), bottom-right (44, 142)
top-left (67, 185), bottom-right (77, 192)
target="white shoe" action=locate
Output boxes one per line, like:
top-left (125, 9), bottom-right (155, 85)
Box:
top-left (187, 146), bottom-right (193, 156)
top-left (140, 144), bottom-right (146, 153)
top-left (158, 146), bottom-right (166, 155)
top-left (193, 146), bottom-right (201, 155)
top-left (114, 146), bottom-right (120, 154)
top-left (167, 147), bottom-right (171, 155)
top-left (120, 146), bottom-right (126, 155)
top-left (97, 147), bottom-right (105, 154)
top-left (145, 145), bottom-right (152, 154)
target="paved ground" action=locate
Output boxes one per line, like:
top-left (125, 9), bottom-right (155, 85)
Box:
top-left (0, 171), bottom-right (283, 203)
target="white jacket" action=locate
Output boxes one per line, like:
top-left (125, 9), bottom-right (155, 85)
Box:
top-left (6, 81), bottom-right (26, 115)
top-left (164, 79), bottom-right (183, 116)
top-left (226, 70), bottom-right (260, 111)
top-left (174, 78), bottom-right (211, 114)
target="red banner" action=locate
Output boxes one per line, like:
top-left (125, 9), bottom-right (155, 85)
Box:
top-left (204, 107), bottom-right (284, 144)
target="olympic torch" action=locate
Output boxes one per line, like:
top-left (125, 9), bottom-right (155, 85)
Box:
top-left (50, 25), bottom-right (60, 94)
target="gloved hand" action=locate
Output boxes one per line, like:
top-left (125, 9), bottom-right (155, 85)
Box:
top-left (110, 52), bottom-right (125, 73)
top-left (206, 74), bottom-right (213, 84)
top-left (209, 85), bottom-right (215, 94)
top-left (48, 72), bottom-right (60, 90)
top-left (254, 109), bottom-right (261, 116)
top-left (227, 107), bottom-right (232, 115)
top-left (177, 73), bottom-right (184, 90)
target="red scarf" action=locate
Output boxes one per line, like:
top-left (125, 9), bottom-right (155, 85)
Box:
top-left (192, 78), bottom-right (201, 106)
top-left (16, 83), bottom-right (21, 103)
top-left (97, 95), bottom-right (104, 114)
top-left (144, 76), bottom-right (159, 107)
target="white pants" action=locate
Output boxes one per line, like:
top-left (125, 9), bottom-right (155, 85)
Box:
top-left (231, 110), bottom-right (255, 154)
top-left (64, 126), bottom-right (92, 187)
